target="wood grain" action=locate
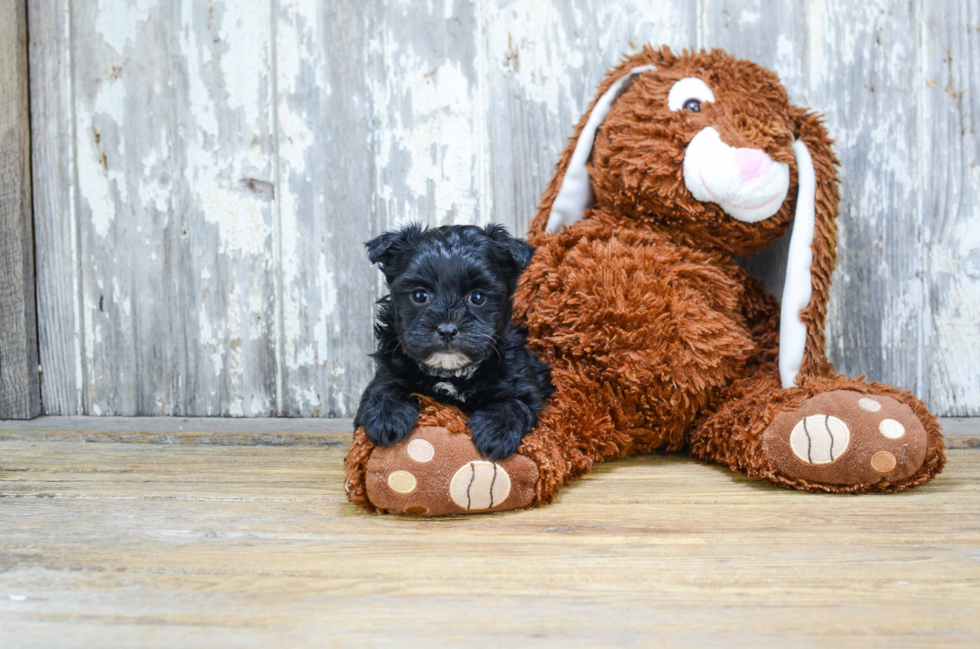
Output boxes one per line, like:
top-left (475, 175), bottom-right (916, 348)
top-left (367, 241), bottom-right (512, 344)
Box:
top-left (0, 415), bottom-right (976, 448)
top-left (0, 0), bottom-right (41, 419)
top-left (485, 0), bottom-right (700, 236)
top-left (66, 0), bottom-right (280, 416)
top-left (28, 0), bottom-right (82, 415)
top-left (273, 0), bottom-right (380, 417)
top-left (0, 415), bottom-right (354, 445)
top-left (0, 429), bottom-right (977, 647)
top-left (920, 0), bottom-right (980, 416)
top-left (25, 0), bottom-right (980, 417)
top-left (702, 0), bottom-right (946, 407)
top-left (810, 0), bottom-right (927, 409)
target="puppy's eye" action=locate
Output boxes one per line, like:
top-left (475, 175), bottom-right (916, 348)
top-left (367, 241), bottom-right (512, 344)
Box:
top-left (411, 289), bottom-right (429, 304)
top-left (468, 291), bottom-right (486, 306)
top-left (682, 98), bottom-right (701, 112)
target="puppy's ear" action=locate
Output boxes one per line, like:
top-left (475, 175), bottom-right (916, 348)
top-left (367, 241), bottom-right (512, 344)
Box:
top-left (484, 223), bottom-right (535, 278)
top-left (365, 232), bottom-right (399, 265)
top-left (364, 223), bottom-right (424, 276)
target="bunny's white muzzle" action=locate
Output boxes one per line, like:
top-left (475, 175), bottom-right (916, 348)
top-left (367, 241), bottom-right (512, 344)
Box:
top-left (683, 127), bottom-right (790, 223)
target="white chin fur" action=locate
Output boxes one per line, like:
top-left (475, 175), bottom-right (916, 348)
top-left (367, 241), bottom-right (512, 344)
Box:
top-left (683, 127), bottom-right (790, 223)
top-left (424, 352), bottom-right (472, 371)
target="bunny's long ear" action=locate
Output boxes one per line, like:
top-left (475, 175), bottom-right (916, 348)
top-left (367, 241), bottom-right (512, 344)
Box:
top-left (528, 48), bottom-right (670, 244)
top-left (539, 64), bottom-right (656, 235)
top-left (778, 110), bottom-right (841, 388)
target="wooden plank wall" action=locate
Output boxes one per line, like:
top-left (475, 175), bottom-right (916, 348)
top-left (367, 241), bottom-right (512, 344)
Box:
top-left (26, 0), bottom-right (980, 417)
top-left (0, 0), bottom-right (41, 419)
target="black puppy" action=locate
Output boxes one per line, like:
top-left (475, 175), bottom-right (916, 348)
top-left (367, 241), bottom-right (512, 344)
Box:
top-left (354, 223), bottom-right (553, 461)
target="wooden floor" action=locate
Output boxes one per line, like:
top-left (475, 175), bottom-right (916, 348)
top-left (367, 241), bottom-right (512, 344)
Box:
top-left (1, 418), bottom-right (978, 648)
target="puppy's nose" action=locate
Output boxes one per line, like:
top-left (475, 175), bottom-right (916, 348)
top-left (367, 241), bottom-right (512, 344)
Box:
top-left (437, 323), bottom-right (459, 341)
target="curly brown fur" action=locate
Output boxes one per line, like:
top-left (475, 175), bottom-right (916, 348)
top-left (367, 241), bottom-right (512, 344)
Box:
top-left (516, 46), bottom-right (941, 497)
top-left (346, 46), bottom-right (945, 514)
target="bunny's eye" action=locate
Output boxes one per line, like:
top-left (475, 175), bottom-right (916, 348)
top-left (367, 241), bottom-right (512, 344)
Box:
top-left (668, 78), bottom-right (715, 112)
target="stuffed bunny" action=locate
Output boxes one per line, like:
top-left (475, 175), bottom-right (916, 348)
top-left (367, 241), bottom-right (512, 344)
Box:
top-left (345, 47), bottom-right (946, 516)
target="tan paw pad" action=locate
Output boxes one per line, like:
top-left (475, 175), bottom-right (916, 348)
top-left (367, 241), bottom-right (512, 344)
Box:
top-left (364, 426), bottom-right (539, 516)
top-left (858, 397), bottom-right (882, 412)
top-left (387, 470), bottom-right (417, 494)
top-left (789, 415), bottom-right (850, 464)
top-left (879, 418), bottom-right (905, 439)
top-left (763, 389), bottom-right (930, 486)
top-left (449, 461), bottom-right (512, 511)
top-left (407, 438), bottom-right (435, 462)
top-left (871, 451), bottom-right (897, 473)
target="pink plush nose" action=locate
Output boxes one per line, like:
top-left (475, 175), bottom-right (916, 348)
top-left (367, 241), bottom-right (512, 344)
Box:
top-left (735, 148), bottom-right (772, 182)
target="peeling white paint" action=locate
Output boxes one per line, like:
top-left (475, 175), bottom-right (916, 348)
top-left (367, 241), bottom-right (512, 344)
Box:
top-left (277, 0), bottom-right (324, 404)
top-left (333, 387), bottom-right (347, 417)
top-left (218, 5), bottom-right (268, 130)
top-left (406, 63), bottom-right (478, 221)
top-left (139, 137), bottom-right (171, 213)
top-left (486, 2), bottom-right (584, 120)
top-left (371, 29), bottom-right (491, 227)
top-left (291, 385), bottom-right (321, 410)
top-left (248, 394), bottom-right (270, 416)
top-left (34, 0), bottom-right (980, 418)
top-left (94, 0), bottom-right (154, 55)
top-left (775, 34), bottom-right (797, 83)
top-left (740, 8), bottom-right (761, 25)
top-left (932, 277), bottom-right (980, 399)
top-left (76, 74), bottom-right (129, 238)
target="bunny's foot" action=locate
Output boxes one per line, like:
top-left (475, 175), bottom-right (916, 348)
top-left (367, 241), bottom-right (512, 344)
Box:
top-left (349, 425), bottom-right (538, 516)
top-left (763, 389), bottom-right (935, 489)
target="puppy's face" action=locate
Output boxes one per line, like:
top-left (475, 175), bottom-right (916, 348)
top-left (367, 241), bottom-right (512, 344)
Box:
top-left (366, 224), bottom-right (533, 371)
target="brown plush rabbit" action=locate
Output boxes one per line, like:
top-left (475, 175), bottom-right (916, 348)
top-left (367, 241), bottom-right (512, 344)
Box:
top-left (346, 47), bottom-right (945, 516)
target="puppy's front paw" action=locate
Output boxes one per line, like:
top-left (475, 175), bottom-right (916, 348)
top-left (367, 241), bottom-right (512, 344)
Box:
top-left (467, 407), bottom-right (528, 462)
top-left (359, 397), bottom-right (419, 447)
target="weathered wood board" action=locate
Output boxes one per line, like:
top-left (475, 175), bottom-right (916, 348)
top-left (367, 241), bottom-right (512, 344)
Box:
top-left (27, 0), bottom-right (980, 417)
top-left (920, 0), bottom-right (980, 416)
top-left (0, 0), bottom-right (41, 419)
top-left (0, 420), bottom-right (978, 647)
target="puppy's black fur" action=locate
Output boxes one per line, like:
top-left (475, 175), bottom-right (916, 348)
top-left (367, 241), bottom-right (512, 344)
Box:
top-left (354, 223), bottom-right (553, 461)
